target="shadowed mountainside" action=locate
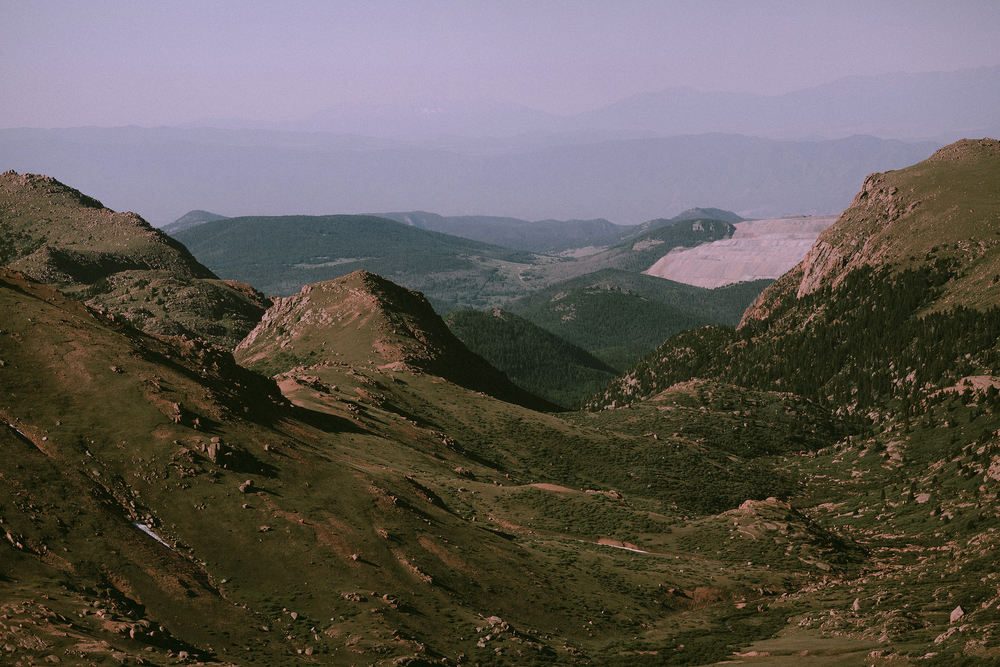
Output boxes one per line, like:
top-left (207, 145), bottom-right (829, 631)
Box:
top-left (445, 308), bottom-right (619, 408)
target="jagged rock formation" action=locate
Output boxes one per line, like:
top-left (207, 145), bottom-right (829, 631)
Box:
top-left (644, 215), bottom-right (837, 288)
top-left (0, 171), bottom-right (269, 347)
top-left (236, 270), bottom-right (559, 411)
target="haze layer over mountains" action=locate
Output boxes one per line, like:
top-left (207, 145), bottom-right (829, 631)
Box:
top-left (2, 66), bottom-right (996, 226)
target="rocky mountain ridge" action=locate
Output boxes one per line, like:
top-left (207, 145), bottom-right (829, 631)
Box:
top-left (742, 138), bottom-right (1000, 326)
top-left (235, 270), bottom-right (558, 412)
top-left (795, 138), bottom-right (1000, 302)
top-left (0, 170), bottom-right (269, 348)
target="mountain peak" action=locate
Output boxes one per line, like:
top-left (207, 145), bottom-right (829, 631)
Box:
top-left (742, 137), bottom-right (1000, 325)
top-left (235, 270), bottom-right (557, 411)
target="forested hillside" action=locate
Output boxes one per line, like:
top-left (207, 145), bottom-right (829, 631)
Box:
top-left (445, 309), bottom-right (618, 407)
top-left (589, 262), bottom-right (1000, 412)
top-left (507, 268), bottom-right (770, 324)
top-left (173, 214), bottom-right (538, 308)
top-left (505, 270), bottom-right (771, 370)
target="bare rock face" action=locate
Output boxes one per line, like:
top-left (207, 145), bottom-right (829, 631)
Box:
top-left (950, 606), bottom-right (965, 623)
top-left (796, 138), bottom-right (1000, 300)
top-left (795, 173), bottom-right (906, 298)
top-left (644, 215), bottom-right (837, 289)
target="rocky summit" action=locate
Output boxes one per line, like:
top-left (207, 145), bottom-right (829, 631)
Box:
top-left (0, 171), bottom-right (270, 348)
top-left (235, 269), bottom-right (558, 412)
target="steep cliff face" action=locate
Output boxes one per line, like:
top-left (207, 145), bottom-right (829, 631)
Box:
top-left (741, 138), bottom-right (1000, 327)
top-left (0, 171), bottom-right (269, 348)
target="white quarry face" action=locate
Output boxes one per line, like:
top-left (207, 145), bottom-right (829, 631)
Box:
top-left (644, 215), bottom-right (838, 288)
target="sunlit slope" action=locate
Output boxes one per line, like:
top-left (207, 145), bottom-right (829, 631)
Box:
top-left (795, 138), bottom-right (1000, 308)
top-left (743, 138), bottom-right (1000, 325)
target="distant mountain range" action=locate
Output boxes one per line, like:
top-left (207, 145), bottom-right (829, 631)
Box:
top-left (186, 66), bottom-right (1000, 143)
top-left (373, 207), bottom-right (744, 254)
top-left (0, 127), bottom-right (940, 225)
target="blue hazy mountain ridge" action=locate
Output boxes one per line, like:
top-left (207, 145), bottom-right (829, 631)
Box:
top-left (0, 127), bottom-right (939, 226)
top-left (184, 65), bottom-right (1000, 143)
top-left (571, 66), bottom-right (1000, 142)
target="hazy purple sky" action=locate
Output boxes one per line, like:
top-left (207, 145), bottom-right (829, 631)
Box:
top-left (2, 0), bottom-right (999, 128)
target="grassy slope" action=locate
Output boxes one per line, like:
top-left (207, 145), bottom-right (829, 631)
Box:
top-left (1, 266), bottom-right (862, 666)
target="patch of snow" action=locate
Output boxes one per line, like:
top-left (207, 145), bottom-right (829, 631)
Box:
top-left (133, 522), bottom-right (174, 550)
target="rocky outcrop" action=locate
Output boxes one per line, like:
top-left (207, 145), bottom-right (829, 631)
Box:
top-left (742, 138), bottom-right (1000, 326)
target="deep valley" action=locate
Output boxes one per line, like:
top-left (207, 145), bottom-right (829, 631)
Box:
top-left (1, 138), bottom-right (1000, 667)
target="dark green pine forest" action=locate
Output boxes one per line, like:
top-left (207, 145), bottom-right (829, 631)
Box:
top-left (445, 309), bottom-right (619, 408)
top-left (591, 261), bottom-right (1000, 424)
